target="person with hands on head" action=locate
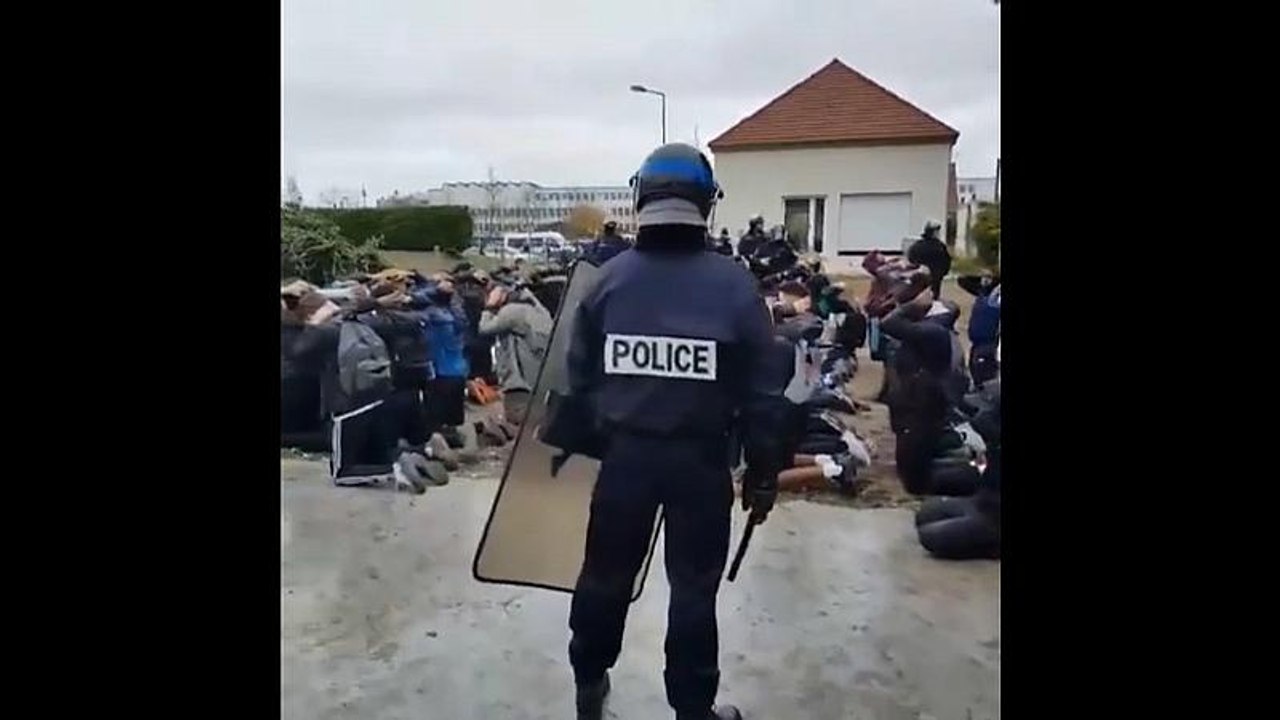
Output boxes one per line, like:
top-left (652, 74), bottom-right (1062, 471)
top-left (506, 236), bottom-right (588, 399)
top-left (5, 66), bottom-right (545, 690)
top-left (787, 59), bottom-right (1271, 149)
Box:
top-left (477, 280), bottom-right (552, 427)
top-left (879, 286), bottom-right (964, 495)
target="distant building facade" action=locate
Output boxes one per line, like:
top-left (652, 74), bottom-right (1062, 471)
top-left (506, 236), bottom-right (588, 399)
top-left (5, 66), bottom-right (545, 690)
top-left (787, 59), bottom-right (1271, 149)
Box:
top-left (957, 176), bottom-right (997, 205)
top-left (315, 187), bottom-right (366, 209)
top-left (956, 176), bottom-right (998, 255)
top-left (378, 181), bottom-right (636, 237)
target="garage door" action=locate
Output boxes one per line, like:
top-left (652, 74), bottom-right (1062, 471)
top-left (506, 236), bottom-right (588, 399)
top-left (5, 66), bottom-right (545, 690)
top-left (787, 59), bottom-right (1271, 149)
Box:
top-left (836, 193), bottom-right (912, 255)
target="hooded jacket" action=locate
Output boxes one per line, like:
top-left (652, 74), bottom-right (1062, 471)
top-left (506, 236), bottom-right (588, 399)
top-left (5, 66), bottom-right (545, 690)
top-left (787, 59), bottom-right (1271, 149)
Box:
top-left (478, 289), bottom-right (553, 394)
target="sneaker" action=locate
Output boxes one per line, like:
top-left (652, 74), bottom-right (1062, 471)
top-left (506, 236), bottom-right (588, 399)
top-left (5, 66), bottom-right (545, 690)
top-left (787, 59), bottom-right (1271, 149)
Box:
top-left (477, 417), bottom-right (509, 447)
top-left (392, 455), bottom-right (427, 495)
top-left (420, 459), bottom-right (450, 486)
top-left (498, 419), bottom-right (520, 442)
top-left (426, 433), bottom-right (460, 470)
top-left (832, 456), bottom-right (865, 496)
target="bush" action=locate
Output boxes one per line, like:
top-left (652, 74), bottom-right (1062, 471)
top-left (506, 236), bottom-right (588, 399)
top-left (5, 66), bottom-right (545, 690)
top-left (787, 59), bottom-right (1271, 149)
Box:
top-left (316, 206), bottom-right (473, 253)
top-left (971, 202), bottom-right (1000, 268)
top-left (281, 207), bottom-right (384, 286)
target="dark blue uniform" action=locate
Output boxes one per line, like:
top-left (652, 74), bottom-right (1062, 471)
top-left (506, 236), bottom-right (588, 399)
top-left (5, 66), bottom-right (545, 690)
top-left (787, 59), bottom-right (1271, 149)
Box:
top-left (583, 232), bottom-right (631, 265)
top-left (566, 242), bottom-right (785, 714)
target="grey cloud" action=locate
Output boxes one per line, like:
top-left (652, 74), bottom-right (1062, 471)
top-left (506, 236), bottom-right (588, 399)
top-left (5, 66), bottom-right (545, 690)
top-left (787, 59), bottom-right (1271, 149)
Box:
top-left (283, 0), bottom-right (999, 201)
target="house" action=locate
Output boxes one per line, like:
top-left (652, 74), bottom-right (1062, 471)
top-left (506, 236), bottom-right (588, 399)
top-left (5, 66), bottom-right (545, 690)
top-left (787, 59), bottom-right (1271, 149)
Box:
top-left (708, 59), bottom-right (958, 271)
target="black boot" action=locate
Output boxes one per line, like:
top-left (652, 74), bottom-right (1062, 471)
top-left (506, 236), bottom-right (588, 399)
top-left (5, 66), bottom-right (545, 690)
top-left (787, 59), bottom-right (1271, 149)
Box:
top-left (677, 706), bottom-right (742, 720)
top-left (575, 672), bottom-right (610, 720)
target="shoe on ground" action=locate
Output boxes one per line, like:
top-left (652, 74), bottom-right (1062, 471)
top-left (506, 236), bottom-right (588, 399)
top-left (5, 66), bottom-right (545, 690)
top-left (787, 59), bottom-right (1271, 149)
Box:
top-left (499, 419), bottom-right (520, 441)
top-left (392, 454), bottom-right (427, 495)
top-left (677, 706), bottom-right (742, 720)
top-left (477, 417), bottom-right (509, 447)
top-left (426, 433), bottom-right (460, 470)
top-left (420, 458), bottom-right (450, 486)
top-left (575, 672), bottom-right (610, 720)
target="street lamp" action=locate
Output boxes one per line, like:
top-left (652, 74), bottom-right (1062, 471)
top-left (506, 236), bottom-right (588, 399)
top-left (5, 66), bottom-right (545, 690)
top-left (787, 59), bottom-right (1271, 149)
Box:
top-left (630, 84), bottom-right (667, 144)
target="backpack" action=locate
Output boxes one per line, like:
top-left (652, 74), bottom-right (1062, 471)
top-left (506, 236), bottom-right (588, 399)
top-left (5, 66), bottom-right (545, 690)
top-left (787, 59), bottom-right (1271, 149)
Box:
top-left (335, 320), bottom-right (393, 413)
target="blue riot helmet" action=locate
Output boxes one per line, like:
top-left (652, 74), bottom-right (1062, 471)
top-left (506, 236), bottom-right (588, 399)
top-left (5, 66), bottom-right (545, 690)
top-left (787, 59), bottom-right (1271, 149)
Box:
top-left (629, 142), bottom-right (724, 224)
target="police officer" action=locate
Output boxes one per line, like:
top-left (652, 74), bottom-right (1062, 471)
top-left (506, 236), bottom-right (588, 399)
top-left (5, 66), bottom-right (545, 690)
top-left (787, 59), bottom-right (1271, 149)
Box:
top-left (711, 227), bottom-right (734, 256)
top-left (584, 220), bottom-right (631, 265)
top-left (907, 219), bottom-right (952, 298)
top-left (567, 143), bottom-right (786, 720)
top-left (751, 224), bottom-right (799, 279)
top-left (736, 213), bottom-right (768, 260)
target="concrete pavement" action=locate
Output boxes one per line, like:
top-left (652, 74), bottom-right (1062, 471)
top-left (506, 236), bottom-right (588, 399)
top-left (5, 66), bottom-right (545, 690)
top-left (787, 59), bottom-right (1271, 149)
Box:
top-left (281, 458), bottom-right (999, 720)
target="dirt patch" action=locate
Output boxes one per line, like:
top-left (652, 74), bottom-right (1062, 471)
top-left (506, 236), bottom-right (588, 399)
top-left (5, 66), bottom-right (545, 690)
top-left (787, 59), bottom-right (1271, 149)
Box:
top-left (779, 351), bottom-right (920, 511)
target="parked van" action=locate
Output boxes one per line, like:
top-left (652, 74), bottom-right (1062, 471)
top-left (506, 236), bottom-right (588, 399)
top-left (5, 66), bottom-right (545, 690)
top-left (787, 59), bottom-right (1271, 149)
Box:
top-left (502, 231), bottom-right (567, 261)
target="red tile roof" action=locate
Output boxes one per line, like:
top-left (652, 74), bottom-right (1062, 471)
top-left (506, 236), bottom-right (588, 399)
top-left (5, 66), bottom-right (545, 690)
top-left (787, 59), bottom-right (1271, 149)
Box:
top-left (708, 59), bottom-right (959, 152)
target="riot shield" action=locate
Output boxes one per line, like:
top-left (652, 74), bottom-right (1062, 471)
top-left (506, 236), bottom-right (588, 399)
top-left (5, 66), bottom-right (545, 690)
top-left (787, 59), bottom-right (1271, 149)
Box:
top-left (472, 260), bottom-right (662, 600)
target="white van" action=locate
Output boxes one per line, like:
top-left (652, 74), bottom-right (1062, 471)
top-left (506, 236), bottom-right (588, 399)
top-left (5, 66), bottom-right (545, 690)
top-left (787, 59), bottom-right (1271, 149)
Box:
top-left (501, 231), bottom-right (567, 261)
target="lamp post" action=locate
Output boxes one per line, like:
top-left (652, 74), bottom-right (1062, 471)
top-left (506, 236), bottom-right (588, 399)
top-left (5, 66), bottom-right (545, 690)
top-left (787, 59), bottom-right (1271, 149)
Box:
top-left (630, 84), bottom-right (666, 144)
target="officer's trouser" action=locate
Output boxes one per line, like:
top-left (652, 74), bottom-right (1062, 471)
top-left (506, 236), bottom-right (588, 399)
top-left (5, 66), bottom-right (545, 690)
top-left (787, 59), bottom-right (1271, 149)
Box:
top-left (569, 433), bottom-right (732, 715)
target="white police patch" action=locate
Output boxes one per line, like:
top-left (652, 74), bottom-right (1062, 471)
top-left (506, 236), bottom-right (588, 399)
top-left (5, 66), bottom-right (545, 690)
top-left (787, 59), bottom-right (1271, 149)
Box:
top-left (604, 333), bottom-right (717, 381)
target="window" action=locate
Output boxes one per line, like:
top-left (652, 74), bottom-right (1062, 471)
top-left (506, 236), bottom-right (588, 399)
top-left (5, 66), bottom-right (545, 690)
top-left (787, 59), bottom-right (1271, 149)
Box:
top-left (783, 198), bottom-right (811, 253)
top-left (813, 197), bottom-right (825, 254)
top-left (783, 196), bottom-right (826, 254)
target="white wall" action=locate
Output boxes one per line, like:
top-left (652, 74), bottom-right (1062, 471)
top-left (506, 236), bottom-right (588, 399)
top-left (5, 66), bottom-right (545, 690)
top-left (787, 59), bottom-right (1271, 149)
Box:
top-left (712, 143), bottom-right (952, 264)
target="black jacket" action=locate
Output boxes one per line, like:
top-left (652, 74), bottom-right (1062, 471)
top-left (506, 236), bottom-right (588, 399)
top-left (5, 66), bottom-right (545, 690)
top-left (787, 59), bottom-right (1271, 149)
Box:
top-left (737, 229), bottom-right (767, 260)
top-left (881, 303), bottom-right (955, 433)
top-left (751, 239), bottom-right (798, 278)
top-left (907, 236), bottom-right (952, 288)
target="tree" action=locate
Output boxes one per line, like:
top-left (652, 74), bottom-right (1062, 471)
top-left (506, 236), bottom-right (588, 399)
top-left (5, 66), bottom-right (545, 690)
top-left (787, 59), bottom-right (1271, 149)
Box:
top-left (970, 202), bottom-right (1000, 268)
top-left (281, 206), bottom-right (384, 285)
top-left (564, 204), bottom-right (606, 239)
top-left (283, 176), bottom-right (303, 208)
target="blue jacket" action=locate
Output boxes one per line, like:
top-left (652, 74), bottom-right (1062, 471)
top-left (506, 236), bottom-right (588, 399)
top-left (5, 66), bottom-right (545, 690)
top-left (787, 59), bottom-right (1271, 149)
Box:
top-left (968, 286), bottom-right (1001, 346)
top-left (408, 285), bottom-right (469, 379)
top-left (422, 304), bottom-right (469, 378)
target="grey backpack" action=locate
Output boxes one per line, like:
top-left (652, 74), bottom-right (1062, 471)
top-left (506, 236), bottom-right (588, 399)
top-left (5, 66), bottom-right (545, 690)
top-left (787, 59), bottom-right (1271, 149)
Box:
top-left (336, 320), bottom-right (393, 412)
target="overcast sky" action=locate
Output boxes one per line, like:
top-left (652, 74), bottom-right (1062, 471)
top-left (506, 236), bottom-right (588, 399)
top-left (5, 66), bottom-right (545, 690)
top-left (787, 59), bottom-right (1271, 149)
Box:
top-left (282, 0), bottom-right (999, 203)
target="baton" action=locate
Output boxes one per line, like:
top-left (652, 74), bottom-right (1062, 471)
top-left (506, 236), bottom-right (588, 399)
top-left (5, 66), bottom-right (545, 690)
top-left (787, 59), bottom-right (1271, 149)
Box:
top-left (726, 512), bottom-right (762, 582)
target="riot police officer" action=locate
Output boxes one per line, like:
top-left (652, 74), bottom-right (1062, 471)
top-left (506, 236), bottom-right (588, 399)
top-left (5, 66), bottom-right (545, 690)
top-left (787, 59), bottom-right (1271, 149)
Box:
top-left (751, 224), bottom-right (799, 279)
top-left (567, 143), bottom-right (787, 720)
top-left (712, 227), bottom-right (734, 256)
top-left (584, 220), bottom-right (631, 265)
top-left (736, 213), bottom-right (768, 260)
top-left (907, 219), bottom-right (951, 298)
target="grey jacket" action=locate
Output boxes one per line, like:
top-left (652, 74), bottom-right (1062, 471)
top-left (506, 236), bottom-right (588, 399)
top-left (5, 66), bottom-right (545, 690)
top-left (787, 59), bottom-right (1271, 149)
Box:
top-left (478, 292), bottom-right (553, 393)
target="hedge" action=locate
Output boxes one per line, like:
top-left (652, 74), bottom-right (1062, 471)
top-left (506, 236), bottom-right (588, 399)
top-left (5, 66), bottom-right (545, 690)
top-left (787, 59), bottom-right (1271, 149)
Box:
top-left (315, 206), bottom-right (473, 253)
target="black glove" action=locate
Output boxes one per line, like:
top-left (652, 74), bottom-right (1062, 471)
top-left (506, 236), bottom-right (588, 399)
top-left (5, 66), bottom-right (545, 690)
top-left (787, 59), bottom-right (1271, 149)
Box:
top-left (741, 467), bottom-right (778, 521)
